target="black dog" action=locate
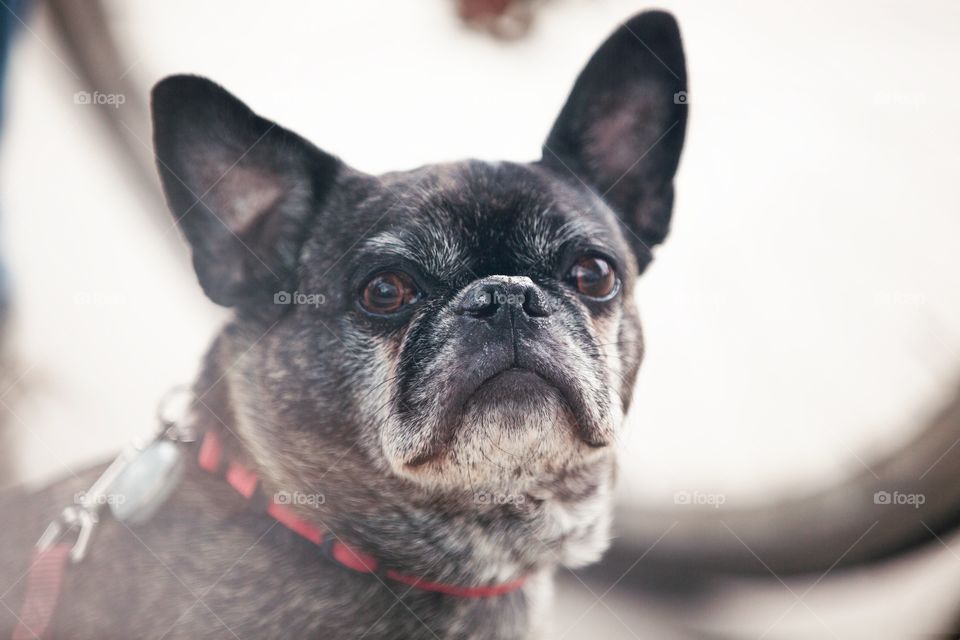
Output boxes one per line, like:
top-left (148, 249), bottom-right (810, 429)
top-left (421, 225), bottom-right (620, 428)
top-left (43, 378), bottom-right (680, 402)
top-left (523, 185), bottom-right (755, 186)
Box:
top-left (0, 11), bottom-right (686, 639)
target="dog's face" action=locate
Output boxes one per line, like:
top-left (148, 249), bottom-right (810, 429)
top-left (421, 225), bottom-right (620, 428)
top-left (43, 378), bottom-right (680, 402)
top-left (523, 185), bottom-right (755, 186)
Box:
top-left (303, 161), bottom-right (637, 493)
top-left (151, 12), bottom-right (685, 502)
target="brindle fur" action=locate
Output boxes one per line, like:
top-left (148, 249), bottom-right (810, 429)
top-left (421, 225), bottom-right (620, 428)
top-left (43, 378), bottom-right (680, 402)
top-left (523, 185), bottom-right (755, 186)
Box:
top-left (0, 11), bottom-right (686, 639)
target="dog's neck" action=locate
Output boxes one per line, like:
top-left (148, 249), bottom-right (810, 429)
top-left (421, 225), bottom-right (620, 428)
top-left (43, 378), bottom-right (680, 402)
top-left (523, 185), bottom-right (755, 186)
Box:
top-left (188, 336), bottom-right (615, 589)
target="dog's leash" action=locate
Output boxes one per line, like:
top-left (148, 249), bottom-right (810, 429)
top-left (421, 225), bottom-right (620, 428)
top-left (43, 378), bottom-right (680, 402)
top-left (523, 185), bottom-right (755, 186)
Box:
top-left (11, 390), bottom-right (526, 640)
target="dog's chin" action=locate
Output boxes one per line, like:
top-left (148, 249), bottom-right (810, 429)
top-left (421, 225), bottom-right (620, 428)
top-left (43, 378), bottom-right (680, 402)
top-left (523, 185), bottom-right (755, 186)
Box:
top-left (385, 373), bottom-right (611, 493)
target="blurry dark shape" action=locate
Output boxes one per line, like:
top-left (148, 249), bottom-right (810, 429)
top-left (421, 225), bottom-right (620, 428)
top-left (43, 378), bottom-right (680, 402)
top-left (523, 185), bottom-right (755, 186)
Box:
top-left (456, 0), bottom-right (539, 40)
top-left (0, 0), bottom-right (29, 336)
top-left (587, 377), bottom-right (960, 590)
top-left (45, 0), bottom-right (158, 200)
top-left (0, 0), bottom-right (30, 489)
top-left (0, 0), bottom-right (27, 126)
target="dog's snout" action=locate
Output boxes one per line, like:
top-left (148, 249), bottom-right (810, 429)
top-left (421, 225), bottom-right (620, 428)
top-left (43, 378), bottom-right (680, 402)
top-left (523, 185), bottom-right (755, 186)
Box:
top-left (457, 277), bottom-right (552, 320)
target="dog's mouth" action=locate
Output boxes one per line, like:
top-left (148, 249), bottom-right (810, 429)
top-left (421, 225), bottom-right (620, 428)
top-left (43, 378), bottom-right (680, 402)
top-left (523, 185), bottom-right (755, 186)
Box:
top-left (404, 354), bottom-right (609, 469)
top-left (474, 366), bottom-right (553, 395)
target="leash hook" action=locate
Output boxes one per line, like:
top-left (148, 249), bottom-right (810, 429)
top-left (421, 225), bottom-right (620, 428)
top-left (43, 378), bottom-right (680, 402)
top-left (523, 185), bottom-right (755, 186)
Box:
top-left (36, 505), bottom-right (99, 563)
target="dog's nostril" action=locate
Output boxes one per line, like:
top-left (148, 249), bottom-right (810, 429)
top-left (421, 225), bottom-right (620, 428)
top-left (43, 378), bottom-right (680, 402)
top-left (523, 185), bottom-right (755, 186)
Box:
top-left (458, 286), bottom-right (499, 317)
top-left (522, 290), bottom-right (551, 318)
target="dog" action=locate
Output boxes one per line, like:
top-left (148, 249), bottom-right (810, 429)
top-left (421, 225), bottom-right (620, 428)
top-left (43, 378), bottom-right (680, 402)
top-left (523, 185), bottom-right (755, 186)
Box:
top-left (0, 10), bottom-right (686, 639)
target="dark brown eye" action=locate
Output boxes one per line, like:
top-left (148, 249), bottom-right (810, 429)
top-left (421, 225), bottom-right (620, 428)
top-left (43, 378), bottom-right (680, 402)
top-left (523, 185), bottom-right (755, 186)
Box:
top-left (568, 256), bottom-right (618, 300)
top-left (360, 272), bottom-right (419, 314)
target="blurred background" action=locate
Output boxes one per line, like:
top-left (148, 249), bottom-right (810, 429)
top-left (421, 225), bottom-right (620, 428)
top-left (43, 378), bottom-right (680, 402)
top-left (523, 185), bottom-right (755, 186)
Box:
top-left (0, 1), bottom-right (959, 637)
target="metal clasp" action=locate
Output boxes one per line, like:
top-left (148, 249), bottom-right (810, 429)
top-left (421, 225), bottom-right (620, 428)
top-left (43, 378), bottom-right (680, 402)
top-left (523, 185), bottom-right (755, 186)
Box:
top-left (36, 506), bottom-right (100, 563)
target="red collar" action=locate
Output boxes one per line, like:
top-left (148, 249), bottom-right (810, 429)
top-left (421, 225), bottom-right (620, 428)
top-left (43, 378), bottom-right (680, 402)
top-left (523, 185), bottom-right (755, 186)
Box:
top-left (198, 429), bottom-right (528, 598)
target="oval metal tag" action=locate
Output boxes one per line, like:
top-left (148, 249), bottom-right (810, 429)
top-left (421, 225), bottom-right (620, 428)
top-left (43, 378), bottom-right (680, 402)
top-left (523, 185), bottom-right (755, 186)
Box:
top-left (109, 440), bottom-right (184, 525)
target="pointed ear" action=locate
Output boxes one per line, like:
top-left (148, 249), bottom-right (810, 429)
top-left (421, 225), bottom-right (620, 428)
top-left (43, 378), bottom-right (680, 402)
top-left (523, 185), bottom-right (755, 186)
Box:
top-left (542, 11), bottom-right (687, 270)
top-left (151, 75), bottom-right (340, 307)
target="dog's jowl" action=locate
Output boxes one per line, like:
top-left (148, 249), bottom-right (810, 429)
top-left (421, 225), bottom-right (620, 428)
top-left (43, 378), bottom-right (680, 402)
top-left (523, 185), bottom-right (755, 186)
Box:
top-left (0, 10), bottom-right (686, 640)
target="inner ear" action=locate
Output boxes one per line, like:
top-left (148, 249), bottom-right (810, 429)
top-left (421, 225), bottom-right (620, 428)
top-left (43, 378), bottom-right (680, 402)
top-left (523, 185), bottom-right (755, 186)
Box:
top-left (152, 75), bottom-right (341, 308)
top-left (204, 165), bottom-right (286, 232)
top-left (541, 11), bottom-right (688, 270)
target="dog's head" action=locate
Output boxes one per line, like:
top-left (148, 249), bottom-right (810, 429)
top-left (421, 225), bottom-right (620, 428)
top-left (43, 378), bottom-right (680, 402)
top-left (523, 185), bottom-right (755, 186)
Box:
top-left (152, 12), bottom-right (685, 505)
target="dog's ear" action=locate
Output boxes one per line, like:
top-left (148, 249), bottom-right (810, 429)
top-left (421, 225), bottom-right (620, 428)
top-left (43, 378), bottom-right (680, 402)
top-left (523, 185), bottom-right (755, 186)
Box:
top-left (542, 11), bottom-right (687, 270)
top-left (151, 75), bottom-right (339, 307)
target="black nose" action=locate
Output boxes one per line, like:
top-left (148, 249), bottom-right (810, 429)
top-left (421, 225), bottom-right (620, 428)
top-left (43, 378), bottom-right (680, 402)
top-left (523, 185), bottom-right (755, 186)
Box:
top-left (457, 277), bottom-right (552, 320)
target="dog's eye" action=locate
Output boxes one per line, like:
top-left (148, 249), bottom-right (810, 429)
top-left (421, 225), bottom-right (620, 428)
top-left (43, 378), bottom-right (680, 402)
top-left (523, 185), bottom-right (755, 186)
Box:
top-left (360, 272), bottom-right (419, 314)
top-left (568, 256), bottom-right (618, 300)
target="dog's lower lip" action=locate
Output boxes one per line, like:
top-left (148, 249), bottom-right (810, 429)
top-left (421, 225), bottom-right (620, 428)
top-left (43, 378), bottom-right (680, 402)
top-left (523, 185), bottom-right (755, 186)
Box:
top-left (479, 367), bottom-right (608, 448)
top-left (405, 367), bottom-right (559, 469)
top-left (479, 367), bottom-right (544, 388)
